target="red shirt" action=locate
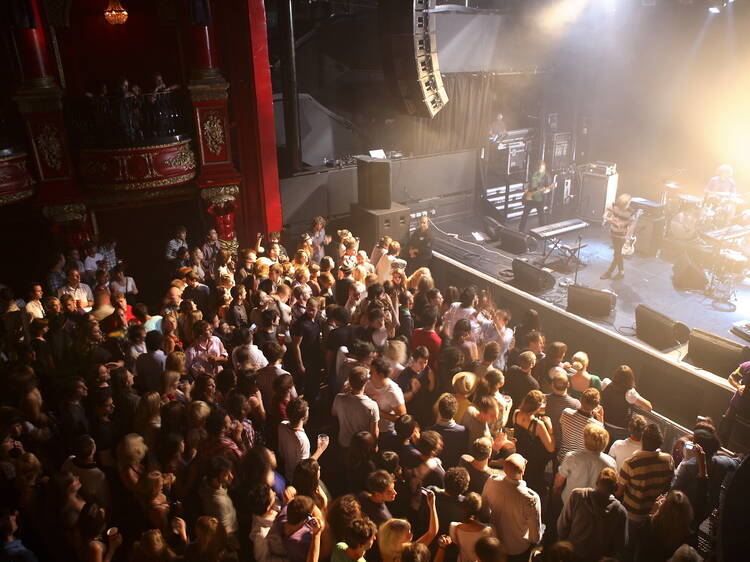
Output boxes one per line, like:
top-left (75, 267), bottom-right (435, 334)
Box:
top-left (411, 328), bottom-right (442, 368)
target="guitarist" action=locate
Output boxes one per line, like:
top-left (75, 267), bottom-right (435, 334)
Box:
top-left (519, 160), bottom-right (554, 232)
top-left (601, 193), bottom-right (635, 280)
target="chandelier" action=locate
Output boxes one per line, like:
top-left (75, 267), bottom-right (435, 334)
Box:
top-left (104, 0), bottom-right (128, 25)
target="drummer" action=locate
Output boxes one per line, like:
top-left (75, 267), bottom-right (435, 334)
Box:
top-left (705, 164), bottom-right (736, 198)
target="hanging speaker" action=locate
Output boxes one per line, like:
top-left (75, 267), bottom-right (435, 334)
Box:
top-left (379, 0), bottom-right (449, 118)
top-left (567, 284), bottom-right (617, 318)
top-left (635, 304), bottom-right (690, 351)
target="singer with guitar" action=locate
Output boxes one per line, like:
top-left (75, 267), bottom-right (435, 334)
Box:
top-left (519, 160), bottom-right (554, 232)
top-left (601, 193), bottom-right (636, 280)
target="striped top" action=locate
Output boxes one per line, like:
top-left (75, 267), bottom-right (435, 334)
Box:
top-left (618, 450), bottom-right (675, 520)
top-left (557, 408), bottom-right (603, 464)
top-left (605, 205), bottom-right (635, 238)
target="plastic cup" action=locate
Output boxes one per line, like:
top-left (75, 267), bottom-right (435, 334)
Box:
top-left (107, 527), bottom-right (118, 538)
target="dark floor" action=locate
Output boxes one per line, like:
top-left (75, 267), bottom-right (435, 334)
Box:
top-left (432, 214), bottom-right (750, 346)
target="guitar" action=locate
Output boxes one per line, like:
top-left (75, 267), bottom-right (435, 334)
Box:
top-left (523, 182), bottom-right (555, 201)
top-left (621, 209), bottom-right (643, 256)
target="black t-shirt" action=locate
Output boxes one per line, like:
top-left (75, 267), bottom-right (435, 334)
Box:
top-left (357, 492), bottom-right (393, 527)
top-left (291, 316), bottom-right (321, 363)
top-left (334, 277), bottom-right (355, 307)
top-left (325, 325), bottom-right (359, 352)
top-left (503, 365), bottom-right (540, 416)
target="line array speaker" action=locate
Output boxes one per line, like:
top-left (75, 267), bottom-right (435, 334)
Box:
top-left (356, 157), bottom-right (392, 209)
top-left (567, 284), bottom-right (617, 317)
top-left (686, 329), bottom-right (750, 377)
top-left (635, 304), bottom-right (690, 351)
top-left (379, 0), bottom-right (449, 118)
top-left (512, 259), bottom-right (555, 293)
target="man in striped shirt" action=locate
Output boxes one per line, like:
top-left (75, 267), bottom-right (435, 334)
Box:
top-left (617, 423), bottom-right (674, 558)
top-left (557, 388), bottom-right (604, 464)
top-left (601, 193), bottom-right (635, 280)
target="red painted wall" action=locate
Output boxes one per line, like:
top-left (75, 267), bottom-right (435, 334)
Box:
top-left (57, 0), bottom-right (186, 94)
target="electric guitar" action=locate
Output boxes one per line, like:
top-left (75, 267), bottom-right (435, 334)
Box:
top-left (523, 182), bottom-right (555, 201)
top-left (621, 209), bottom-right (643, 256)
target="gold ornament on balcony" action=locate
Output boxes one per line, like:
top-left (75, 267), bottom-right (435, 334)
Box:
top-left (104, 0), bottom-right (128, 25)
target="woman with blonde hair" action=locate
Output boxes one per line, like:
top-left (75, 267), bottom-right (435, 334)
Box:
top-left (184, 516), bottom-right (232, 561)
top-left (186, 400), bottom-right (211, 460)
top-left (567, 351), bottom-right (602, 400)
top-left (161, 370), bottom-right (186, 403)
top-left (161, 314), bottom-right (182, 354)
top-left (130, 528), bottom-right (178, 561)
top-left (378, 491), bottom-right (438, 562)
top-left (511, 390), bottom-right (554, 497)
top-left (117, 433), bottom-right (148, 493)
top-left (136, 471), bottom-right (171, 533)
top-left (407, 267), bottom-right (433, 292)
top-left (383, 339), bottom-right (408, 377)
top-left (165, 350), bottom-right (186, 375)
top-left (135, 391), bottom-right (162, 448)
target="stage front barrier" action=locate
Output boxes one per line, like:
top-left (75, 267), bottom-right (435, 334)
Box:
top-left (432, 251), bottom-right (734, 430)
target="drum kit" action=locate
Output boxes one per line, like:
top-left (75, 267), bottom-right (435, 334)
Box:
top-left (664, 181), bottom-right (750, 306)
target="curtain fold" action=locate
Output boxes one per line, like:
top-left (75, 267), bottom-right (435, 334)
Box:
top-left (410, 73), bottom-right (497, 155)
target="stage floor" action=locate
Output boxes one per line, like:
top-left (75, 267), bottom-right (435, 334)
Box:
top-left (432, 215), bottom-right (750, 346)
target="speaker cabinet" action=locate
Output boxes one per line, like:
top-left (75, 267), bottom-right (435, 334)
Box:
top-left (379, 0), bottom-right (449, 118)
top-left (634, 215), bottom-right (665, 257)
top-left (567, 284), bottom-right (617, 318)
top-left (579, 172), bottom-right (618, 222)
top-left (350, 203), bottom-right (410, 255)
top-left (512, 259), bottom-right (555, 293)
top-left (635, 304), bottom-right (690, 351)
top-left (686, 329), bottom-right (750, 377)
top-left (672, 260), bottom-right (708, 291)
top-left (356, 157), bottom-right (392, 209)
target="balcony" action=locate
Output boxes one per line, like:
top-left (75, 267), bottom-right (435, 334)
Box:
top-left (68, 91), bottom-right (198, 194)
top-left (0, 146), bottom-right (35, 207)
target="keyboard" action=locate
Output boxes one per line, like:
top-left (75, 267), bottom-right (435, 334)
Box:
top-left (702, 225), bottom-right (750, 244)
top-left (529, 218), bottom-right (590, 240)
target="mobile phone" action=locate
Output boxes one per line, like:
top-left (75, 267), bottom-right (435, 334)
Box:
top-left (249, 323), bottom-right (257, 332)
top-left (684, 441), bottom-right (694, 454)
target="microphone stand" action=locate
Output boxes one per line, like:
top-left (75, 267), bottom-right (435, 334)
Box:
top-left (573, 234), bottom-right (583, 286)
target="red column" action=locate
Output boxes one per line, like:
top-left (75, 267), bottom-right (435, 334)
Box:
top-left (213, 0), bottom-right (282, 244)
top-left (13, 0), bottom-right (89, 242)
top-left (190, 0), bottom-right (283, 248)
top-left (188, 2), bottom-right (243, 251)
top-left (15, 0), bottom-right (54, 87)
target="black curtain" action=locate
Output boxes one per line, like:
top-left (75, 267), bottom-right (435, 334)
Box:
top-left (409, 73), bottom-right (497, 155)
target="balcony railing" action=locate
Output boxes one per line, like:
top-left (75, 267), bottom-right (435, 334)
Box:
top-left (68, 90), bottom-right (193, 148)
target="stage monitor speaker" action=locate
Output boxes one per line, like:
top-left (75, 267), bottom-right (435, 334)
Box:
top-left (350, 203), bottom-right (410, 256)
top-left (672, 260), bottom-right (708, 291)
top-left (512, 259), bottom-right (555, 293)
top-left (579, 172), bottom-right (618, 222)
top-left (379, 0), bottom-right (449, 118)
top-left (481, 216), bottom-right (530, 254)
top-left (686, 328), bottom-right (750, 377)
top-left (567, 284), bottom-right (617, 318)
top-left (634, 215), bottom-right (665, 257)
top-left (635, 304), bottom-right (690, 350)
top-left (356, 157), bottom-right (392, 209)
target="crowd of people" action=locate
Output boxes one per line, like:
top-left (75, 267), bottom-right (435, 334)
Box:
top-left (0, 215), bottom-right (746, 562)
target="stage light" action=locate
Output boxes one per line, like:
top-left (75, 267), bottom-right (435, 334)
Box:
top-left (104, 0), bottom-right (128, 25)
top-left (708, 5), bottom-right (721, 12)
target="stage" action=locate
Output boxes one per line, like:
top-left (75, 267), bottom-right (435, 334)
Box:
top-left (431, 214), bottom-right (750, 348)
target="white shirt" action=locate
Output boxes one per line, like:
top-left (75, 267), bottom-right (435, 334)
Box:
top-left (609, 438), bottom-right (642, 471)
top-left (58, 283), bottom-right (94, 305)
top-left (277, 421), bottom-right (311, 481)
top-left (365, 377), bottom-right (405, 433)
top-left (482, 475), bottom-right (542, 556)
top-left (442, 302), bottom-right (480, 340)
top-left (232, 344), bottom-right (269, 371)
top-left (110, 277), bottom-right (137, 295)
top-left (332, 392), bottom-right (379, 447)
top-left (558, 450), bottom-right (616, 505)
top-left (375, 254), bottom-right (395, 284)
top-left (84, 253), bottom-right (104, 272)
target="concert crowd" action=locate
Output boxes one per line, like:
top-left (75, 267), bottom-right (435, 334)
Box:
top-left (0, 216), bottom-right (746, 562)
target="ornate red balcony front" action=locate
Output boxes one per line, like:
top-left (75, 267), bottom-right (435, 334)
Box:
top-left (0, 148), bottom-right (35, 206)
top-left (79, 136), bottom-right (197, 192)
